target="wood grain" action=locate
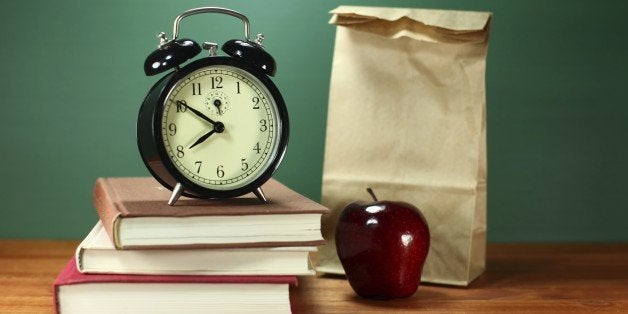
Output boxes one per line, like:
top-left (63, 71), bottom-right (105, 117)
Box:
top-left (1, 240), bottom-right (627, 313)
top-left (0, 240), bottom-right (76, 313)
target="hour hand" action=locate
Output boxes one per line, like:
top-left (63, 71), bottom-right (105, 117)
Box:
top-left (189, 130), bottom-right (215, 149)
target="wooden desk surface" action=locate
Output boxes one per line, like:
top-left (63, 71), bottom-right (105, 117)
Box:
top-left (1, 240), bottom-right (627, 313)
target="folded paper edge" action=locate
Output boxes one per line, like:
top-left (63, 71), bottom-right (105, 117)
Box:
top-left (329, 5), bottom-right (491, 32)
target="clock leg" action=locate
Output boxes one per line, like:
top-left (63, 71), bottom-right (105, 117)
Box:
top-left (253, 187), bottom-right (267, 203)
top-left (168, 183), bottom-right (185, 206)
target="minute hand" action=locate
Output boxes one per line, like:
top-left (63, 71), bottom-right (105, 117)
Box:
top-left (179, 102), bottom-right (216, 125)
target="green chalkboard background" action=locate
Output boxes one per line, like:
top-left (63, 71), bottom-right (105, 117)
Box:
top-left (1, 0), bottom-right (627, 241)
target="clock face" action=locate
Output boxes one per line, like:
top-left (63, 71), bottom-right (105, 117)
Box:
top-left (160, 65), bottom-right (282, 191)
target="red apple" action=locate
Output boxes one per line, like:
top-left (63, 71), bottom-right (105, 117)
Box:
top-left (335, 188), bottom-right (430, 299)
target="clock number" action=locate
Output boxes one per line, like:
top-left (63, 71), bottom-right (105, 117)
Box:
top-left (176, 145), bottom-right (185, 158)
top-left (195, 161), bottom-right (202, 173)
top-left (236, 81), bottom-right (241, 94)
top-left (259, 119), bottom-right (268, 132)
top-left (241, 158), bottom-right (249, 171)
top-left (211, 76), bottom-right (223, 89)
top-left (253, 142), bottom-right (261, 154)
top-left (192, 83), bottom-right (201, 95)
top-left (216, 165), bottom-right (225, 178)
top-left (176, 100), bottom-right (188, 113)
top-left (168, 123), bottom-right (177, 136)
top-left (252, 97), bottom-right (260, 109)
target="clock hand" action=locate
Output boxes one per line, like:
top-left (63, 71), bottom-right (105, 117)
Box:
top-left (189, 130), bottom-right (215, 149)
top-left (178, 101), bottom-right (217, 125)
top-left (213, 99), bottom-right (222, 115)
top-left (188, 122), bottom-right (225, 149)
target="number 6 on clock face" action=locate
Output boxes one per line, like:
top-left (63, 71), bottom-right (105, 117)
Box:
top-left (161, 65), bottom-right (280, 191)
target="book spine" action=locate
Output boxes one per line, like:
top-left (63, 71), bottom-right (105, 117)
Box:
top-left (93, 178), bottom-right (123, 249)
top-left (53, 285), bottom-right (60, 314)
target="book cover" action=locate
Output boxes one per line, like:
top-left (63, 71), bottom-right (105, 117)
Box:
top-left (54, 258), bottom-right (297, 314)
top-left (94, 177), bottom-right (329, 249)
top-left (76, 221), bottom-right (316, 276)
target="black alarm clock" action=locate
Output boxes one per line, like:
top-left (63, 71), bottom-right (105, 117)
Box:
top-left (137, 7), bottom-right (289, 206)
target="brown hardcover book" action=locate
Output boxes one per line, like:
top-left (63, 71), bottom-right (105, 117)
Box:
top-left (94, 177), bottom-right (328, 249)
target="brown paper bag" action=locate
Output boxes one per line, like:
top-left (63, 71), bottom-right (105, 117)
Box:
top-left (317, 6), bottom-right (491, 286)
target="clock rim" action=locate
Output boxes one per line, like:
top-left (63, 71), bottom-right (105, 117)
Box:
top-left (138, 56), bottom-right (289, 199)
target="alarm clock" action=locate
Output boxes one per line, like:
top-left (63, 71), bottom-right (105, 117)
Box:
top-left (137, 7), bottom-right (289, 206)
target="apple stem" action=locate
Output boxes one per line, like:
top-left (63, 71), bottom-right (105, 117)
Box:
top-left (366, 188), bottom-right (378, 202)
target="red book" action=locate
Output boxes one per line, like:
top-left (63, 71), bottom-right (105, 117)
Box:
top-left (53, 258), bottom-right (297, 313)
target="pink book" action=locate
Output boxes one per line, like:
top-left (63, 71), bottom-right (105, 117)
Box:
top-left (53, 258), bottom-right (297, 313)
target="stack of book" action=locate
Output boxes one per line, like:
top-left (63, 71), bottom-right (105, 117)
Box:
top-left (53, 177), bottom-right (328, 313)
